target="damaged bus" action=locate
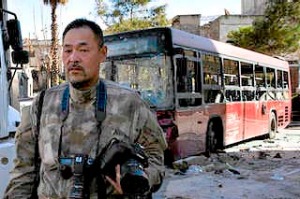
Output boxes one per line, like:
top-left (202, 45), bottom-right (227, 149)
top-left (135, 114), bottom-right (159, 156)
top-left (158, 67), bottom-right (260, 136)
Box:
top-left (101, 27), bottom-right (291, 162)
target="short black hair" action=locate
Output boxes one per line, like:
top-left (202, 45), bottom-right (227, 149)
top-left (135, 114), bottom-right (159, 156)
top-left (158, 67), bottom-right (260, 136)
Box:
top-left (62, 18), bottom-right (104, 47)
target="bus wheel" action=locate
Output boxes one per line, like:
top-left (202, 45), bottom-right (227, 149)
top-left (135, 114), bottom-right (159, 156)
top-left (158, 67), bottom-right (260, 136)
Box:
top-left (206, 121), bottom-right (218, 154)
top-left (268, 112), bottom-right (277, 139)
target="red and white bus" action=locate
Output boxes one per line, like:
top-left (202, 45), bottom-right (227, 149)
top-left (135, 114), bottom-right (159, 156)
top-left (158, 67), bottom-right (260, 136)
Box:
top-left (101, 27), bottom-right (291, 162)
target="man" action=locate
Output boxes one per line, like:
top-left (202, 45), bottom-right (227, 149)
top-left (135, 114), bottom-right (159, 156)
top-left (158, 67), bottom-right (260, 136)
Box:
top-left (4, 18), bottom-right (167, 198)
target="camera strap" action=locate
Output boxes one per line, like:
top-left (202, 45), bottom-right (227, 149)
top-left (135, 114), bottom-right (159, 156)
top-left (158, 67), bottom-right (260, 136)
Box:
top-left (60, 80), bottom-right (107, 122)
top-left (31, 89), bottom-right (46, 199)
top-left (58, 80), bottom-right (107, 157)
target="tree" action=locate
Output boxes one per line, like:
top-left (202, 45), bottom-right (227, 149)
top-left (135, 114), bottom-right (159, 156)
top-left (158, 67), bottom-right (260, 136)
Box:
top-left (43, 0), bottom-right (68, 87)
top-left (227, 26), bottom-right (256, 50)
top-left (228, 0), bottom-right (300, 56)
top-left (96, 0), bottom-right (169, 34)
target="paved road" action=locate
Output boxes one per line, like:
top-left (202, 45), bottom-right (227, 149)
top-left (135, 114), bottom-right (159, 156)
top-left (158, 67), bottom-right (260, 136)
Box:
top-left (153, 125), bottom-right (300, 199)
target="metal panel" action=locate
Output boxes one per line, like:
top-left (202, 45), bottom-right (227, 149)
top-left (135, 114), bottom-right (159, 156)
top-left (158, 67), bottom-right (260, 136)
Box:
top-left (0, 28), bottom-right (9, 138)
top-left (0, 139), bottom-right (16, 198)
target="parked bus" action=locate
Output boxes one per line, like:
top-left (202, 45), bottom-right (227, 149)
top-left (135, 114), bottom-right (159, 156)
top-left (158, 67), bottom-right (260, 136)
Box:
top-left (101, 27), bottom-right (291, 162)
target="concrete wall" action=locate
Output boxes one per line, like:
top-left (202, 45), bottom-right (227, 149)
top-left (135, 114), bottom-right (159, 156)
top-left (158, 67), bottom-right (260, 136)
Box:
top-left (199, 15), bottom-right (257, 43)
top-left (204, 18), bottom-right (220, 41)
top-left (217, 15), bottom-right (257, 42)
top-left (241, 0), bottom-right (268, 15)
top-left (172, 15), bottom-right (201, 35)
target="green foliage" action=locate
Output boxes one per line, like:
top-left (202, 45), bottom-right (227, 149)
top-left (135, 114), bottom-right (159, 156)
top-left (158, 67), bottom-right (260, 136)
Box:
top-left (228, 0), bottom-right (300, 56)
top-left (227, 26), bottom-right (256, 50)
top-left (96, 0), bottom-right (169, 34)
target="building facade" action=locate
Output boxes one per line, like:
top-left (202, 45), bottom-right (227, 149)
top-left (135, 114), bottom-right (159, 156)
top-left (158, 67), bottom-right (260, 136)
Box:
top-left (172, 14), bottom-right (201, 36)
top-left (20, 38), bottom-right (63, 97)
top-left (200, 15), bottom-right (258, 43)
top-left (241, 0), bottom-right (268, 15)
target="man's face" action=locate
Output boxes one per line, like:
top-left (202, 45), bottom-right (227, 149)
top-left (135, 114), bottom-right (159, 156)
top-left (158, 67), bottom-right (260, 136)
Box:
top-left (62, 27), bottom-right (107, 90)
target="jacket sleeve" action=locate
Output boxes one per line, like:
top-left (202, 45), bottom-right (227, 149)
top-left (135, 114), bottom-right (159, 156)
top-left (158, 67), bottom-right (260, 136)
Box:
top-left (136, 103), bottom-right (167, 192)
top-left (4, 95), bottom-right (41, 199)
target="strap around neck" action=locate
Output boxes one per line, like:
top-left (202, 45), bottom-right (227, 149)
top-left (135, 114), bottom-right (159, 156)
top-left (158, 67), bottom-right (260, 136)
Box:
top-left (60, 81), bottom-right (107, 122)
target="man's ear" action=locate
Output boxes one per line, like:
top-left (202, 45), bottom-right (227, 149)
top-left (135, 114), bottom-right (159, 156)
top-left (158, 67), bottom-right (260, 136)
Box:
top-left (100, 45), bottom-right (107, 56)
top-left (99, 45), bottom-right (107, 62)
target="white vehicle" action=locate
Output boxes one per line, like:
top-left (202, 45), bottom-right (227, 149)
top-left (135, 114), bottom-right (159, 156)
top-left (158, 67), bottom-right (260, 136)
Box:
top-left (0, 0), bottom-right (29, 197)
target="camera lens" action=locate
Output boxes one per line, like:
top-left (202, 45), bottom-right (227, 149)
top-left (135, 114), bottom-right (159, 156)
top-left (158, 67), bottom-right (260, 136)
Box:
top-left (60, 164), bottom-right (73, 179)
top-left (120, 159), bottom-right (149, 194)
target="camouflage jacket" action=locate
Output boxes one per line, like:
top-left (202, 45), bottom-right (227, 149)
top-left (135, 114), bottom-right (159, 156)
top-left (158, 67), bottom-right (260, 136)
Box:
top-left (4, 80), bottom-right (167, 199)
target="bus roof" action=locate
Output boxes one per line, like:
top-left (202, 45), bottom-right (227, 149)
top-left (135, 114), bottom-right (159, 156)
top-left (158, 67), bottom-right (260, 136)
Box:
top-left (104, 27), bottom-right (289, 70)
top-left (169, 27), bottom-right (289, 70)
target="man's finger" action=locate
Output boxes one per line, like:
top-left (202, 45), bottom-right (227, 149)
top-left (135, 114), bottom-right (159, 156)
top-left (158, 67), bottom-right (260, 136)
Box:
top-left (106, 176), bottom-right (123, 194)
top-left (105, 165), bottom-right (123, 194)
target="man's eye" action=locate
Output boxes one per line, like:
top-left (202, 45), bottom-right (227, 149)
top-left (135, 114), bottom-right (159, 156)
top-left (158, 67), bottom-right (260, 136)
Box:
top-left (80, 49), bottom-right (88, 52)
top-left (64, 49), bottom-right (72, 53)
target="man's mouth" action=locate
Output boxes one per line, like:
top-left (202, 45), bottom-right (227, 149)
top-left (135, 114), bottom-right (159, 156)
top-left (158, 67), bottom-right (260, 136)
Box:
top-left (68, 66), bottom-right (83, 72)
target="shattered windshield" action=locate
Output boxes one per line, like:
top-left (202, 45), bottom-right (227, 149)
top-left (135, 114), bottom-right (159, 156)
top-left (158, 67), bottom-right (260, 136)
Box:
top-left (100, 55), bottom-right (174, 109)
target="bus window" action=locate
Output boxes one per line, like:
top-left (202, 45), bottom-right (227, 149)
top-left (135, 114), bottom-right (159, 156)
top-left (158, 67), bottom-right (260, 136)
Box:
top-left (176, 57), bottom-right (187, 92)
top-left (265, 67), bottom-right (276, 100)
top-left (241, 62), bottom-right (255, 101)
top-left (203, 54), bottom-right (221, 85)
top-left (283, 71), bottom-right (289, 89)
top-left (255, 65), bottom-right (265, 87)
top-left (266, 67), bottom-right (276, 88)
top-left (225, 89), bottom-right (241, 102)
top-left (202, 54), bottom-right (223, 104)
top-left (241, 62), bottom-right (254, 86)
top-left (283, 71), bottom-right (289, 99)
top-left (242, 90), bottom-right (255, 101)
top-left (255, 65), bottom-right (266, 100)
top-left (275, 70), bottom-right (284, 99)
top-left (223, 59), bottom-right (239, 86)
top-left (277, 70), bottom-right (283, 88)
top-left (101, 55), bottom-right (174, 108)
top-left (204, 90), bottom-right (224, 103)
top-left (176, 56), bottom-right (202, 107)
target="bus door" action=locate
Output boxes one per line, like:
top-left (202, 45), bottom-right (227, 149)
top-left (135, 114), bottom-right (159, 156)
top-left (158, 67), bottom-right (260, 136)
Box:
top-left (223, 59), bottom-right (244, 145)
top-left (240, 62), bottom-right (259, 140)
top-left (241, 64), bottom-right (270, 139)
top-left (241, 63), bottom-right (268, 139)
top-left (173, 49), bottom-right (204, 159)
top-left (251, 65), bottom-right (269, 137)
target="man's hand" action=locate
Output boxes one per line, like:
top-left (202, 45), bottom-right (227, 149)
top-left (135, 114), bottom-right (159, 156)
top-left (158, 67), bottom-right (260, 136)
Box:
top-left (105, 164), bottom-right (123, 194)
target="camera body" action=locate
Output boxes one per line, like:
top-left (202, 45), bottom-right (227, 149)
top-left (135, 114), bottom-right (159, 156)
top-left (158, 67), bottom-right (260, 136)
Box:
top-left (59, 155), bottom-right (94, 198)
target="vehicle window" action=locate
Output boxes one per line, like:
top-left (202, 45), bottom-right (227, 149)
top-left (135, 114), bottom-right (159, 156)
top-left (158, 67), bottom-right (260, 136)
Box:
top-left (224, 59), bottom-right (239, 86)
top-left (241, 62), bottom-right (254, 86)
top-left (277, 70), bottom-right (283, 88)
top-left (266, 67), bottom-right (276, 88)
top-left (176, 56), bottom-right (202, 107)
top-left (255, 65), bottom-right (265, 87)
top-left (203, 54), bottom-right (221, 85)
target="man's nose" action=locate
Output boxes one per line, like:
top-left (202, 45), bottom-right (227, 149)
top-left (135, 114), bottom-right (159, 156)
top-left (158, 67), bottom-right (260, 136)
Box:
top-left (69, 50), bottom-right (80, 61)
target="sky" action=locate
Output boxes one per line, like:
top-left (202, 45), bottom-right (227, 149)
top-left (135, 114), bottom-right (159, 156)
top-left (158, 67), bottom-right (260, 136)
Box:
top-left (7, 0), bottom-right (241, 40)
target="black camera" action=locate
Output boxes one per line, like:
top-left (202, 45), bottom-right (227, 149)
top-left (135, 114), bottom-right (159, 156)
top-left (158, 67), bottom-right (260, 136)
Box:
top-left (59, 155), bottom-right (94, 199)
top-left (99, 139), bottom-right (150, 195)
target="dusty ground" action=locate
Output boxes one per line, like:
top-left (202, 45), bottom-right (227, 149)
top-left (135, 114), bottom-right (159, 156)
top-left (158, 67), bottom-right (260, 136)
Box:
top-left (153, 125), bottom-right (300, 199)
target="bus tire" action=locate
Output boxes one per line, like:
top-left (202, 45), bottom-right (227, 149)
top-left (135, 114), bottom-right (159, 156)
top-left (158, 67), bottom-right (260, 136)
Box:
top-left (268, 112), bottom-right (277, 139)
top-left (206, 121), bottom-right (218, 154)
